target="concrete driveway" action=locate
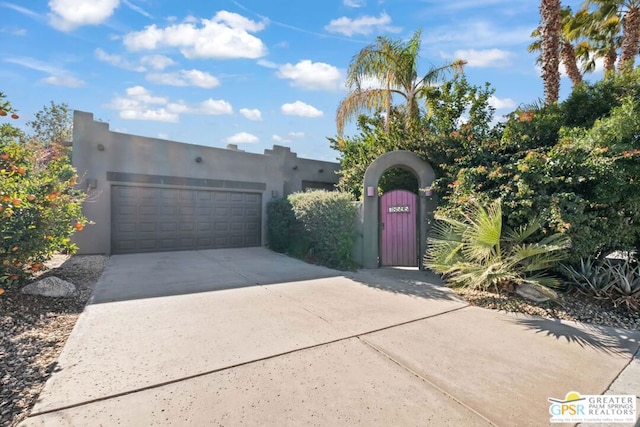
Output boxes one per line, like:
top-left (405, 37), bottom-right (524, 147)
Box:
top-left (22, 248), bottom-right (640, 426)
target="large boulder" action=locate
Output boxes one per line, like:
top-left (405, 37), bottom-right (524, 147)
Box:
top-left (21, 276), bottom-right (77, 298)
top-left (515, 283), bottom-right (554, 303)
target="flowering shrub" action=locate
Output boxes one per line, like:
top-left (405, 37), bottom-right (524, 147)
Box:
top-left (0, 95), bottom-right (87, 291)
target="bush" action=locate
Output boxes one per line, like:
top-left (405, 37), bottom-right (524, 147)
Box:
top-left (0, 96), bottom-right (87, 290)
top-left (287, 190), bottom-right (357, 270)
top-left (266, 198), bottom-right (300, 253)
top-left (442, 70), bottom-right (640, 263)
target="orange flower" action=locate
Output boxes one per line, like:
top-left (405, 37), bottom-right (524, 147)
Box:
top-left (11, 246), bottom-right (18, 252)
top-left (27, 194), bottom-right (36, 201)
top-left (17, 167), bottom-right (25, 174)
top-left (0, 154), bottom-right (8, 160)
top-left (12, 199), bottom-right (21, 206)
top-left (74, 222), bottom-right (84, 231)
top-left (11, 114), bottom-right (18, 119)
top-left (0, 288), bottom-right (4, 296)
top-left (0, 110), bottom-right (6, 116)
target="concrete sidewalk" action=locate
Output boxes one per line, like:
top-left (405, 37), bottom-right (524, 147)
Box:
top-left (22, 249), bottom-right (640, 426)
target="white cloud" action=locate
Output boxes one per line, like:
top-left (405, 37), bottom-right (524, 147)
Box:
top-left (447, 48), bottom-right (512, 68)
top-left (40, 75), bottom-right (85, 87)
top-left (344, 0), bottom-right (366, 7)
top-left (281, 101), bottom-right (323, 118)
top-left (95, 48), bottom-right (146, 71)
top-left (123, 11), bottom-right (267, 59)
top-left (4, 56), bottom-right (85, 87)
top-left (277, 60), bottom-right (343, 91)
top-left (272, 131), bottom-right (305, 143)
top-left (49, 0), bottom-right (120, 31)
top-left (140, 54), bottom-right (176, 70)
top-left (488, 95), bottom-right (516, 110)
top-left (122, 0), bottom-right (152, 18)
top-left (147, 69), bottom-right (220, 88)
top-left (324, 12), bottom-right (401, 37)
top-left (199, 98), bottom-right (233, 115)
top-left (106, 86), bottom-right (232, 122)
top-left (225, 132), bottom-right (258, 144)
top-left (257, 59), bottom-right (278, 69)
top-left (239, 108), bottom-right (262, 121)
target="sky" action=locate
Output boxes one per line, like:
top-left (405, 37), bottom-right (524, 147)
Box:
top-left (1, 0), bottom-right (593, 161)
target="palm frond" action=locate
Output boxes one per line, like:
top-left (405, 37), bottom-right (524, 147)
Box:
top-left (336, 89), bottom-right (390, 134)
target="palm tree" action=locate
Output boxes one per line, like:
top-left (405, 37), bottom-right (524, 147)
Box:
top-left (575, 6), bottom-right (621, 74)
top-left (587, 0), bottom-right (640, 70)
top-left (539, 0), bottom-right (563, 104)
top-left (336, 29), bottom-right (465, 135)
top-left (529, 7), bottom-right (585, 88)
top-left (424, 198), bottom-right (570, 297)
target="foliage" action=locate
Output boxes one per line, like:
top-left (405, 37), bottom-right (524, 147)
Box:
top-left (266, 198), bottom-right (300, 253)
top-left (424, 197), bottom-right (570, 297)
top-left (26, 101), bottom-right (72, 147)
top-left (330, 74), bottom-right (496, 198)
top-left (444, 70), bottom-right (640, 263)
top-left (287, 190), bottom-right (357, 270)
top-left (0, 94), bottom-right (87, 290)
top-left (562, 257), bottom-right (640, 309)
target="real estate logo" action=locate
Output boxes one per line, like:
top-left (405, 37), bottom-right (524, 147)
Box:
top-left (549, 391), bottom-right (637, 423)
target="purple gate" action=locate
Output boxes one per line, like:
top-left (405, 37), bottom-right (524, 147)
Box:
top-left (380, 189), bottom-right (418, 267)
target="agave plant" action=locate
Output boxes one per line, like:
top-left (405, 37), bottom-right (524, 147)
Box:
top-left (424, 198), bottom-right (571, 298)
top-left (561, 257), bottom-right (614, 298)
top-left (608, 259), bottom-right (640, 309)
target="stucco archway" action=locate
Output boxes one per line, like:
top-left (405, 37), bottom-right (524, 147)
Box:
top-left (361, 151), bottom-right (435, 269)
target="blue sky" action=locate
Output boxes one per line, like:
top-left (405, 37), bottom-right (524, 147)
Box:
top-left (2, 0), bottom-right (591, 161)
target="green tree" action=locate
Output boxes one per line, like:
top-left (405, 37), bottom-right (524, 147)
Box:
top-left (26, 101), bottom-right (72, 147)
top-left (587, 0), bottom-right (640, 70)
top-left (336, 29), bottom-right (465, 134)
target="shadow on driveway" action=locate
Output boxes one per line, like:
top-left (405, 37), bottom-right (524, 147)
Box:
top-left (346, 267), bottom-right (462, 302)
top-left (511, 317), bottom-right (640, 356)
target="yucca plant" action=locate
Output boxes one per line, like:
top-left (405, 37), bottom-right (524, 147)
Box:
top-left (424, 198), bottom-right (571, 298)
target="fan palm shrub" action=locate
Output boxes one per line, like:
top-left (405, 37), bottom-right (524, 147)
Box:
top-left (424, 198), bottom-right (570, 298)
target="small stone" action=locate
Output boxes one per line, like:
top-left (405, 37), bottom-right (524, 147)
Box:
top-left (515, 283), bottom-right (554, 303)
top-left (21, 276), bottom-right (77, 298)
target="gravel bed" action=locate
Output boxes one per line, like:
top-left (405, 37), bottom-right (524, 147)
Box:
top-left (454, 286), bottom-right (640, 331)
top-left (0, 255), bottom-right (107, 427)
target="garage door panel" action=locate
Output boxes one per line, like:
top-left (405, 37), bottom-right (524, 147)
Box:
top-left (111, 185), bottom-right (261, 254)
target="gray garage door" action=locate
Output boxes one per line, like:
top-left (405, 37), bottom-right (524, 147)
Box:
top-left (111, 186), bottom-right (261, 254)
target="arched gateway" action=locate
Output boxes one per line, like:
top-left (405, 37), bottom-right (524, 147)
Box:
top-left (361, 151), bottom-right (436, 269)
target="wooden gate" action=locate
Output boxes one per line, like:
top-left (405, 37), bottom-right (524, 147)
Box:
top-left (380, 189), bottom-right (418, 266)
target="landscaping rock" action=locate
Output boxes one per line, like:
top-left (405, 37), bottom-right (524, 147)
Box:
top-left (21, 276), bottom-right (77, 298)
top-left (515, 283), bottom-right (553, 303)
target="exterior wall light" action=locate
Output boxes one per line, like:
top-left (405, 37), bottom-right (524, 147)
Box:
top-left (195, 156), bottom-right (202, 163)
top-left (97, 144), bottom-right (105, 151)
top-left (367, 186), bottom-right (375, 197)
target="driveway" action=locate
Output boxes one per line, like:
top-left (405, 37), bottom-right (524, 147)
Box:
top-left (22, 248), bottom-right (640, 426)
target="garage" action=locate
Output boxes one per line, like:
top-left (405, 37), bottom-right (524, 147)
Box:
top-left (111, 185), bottom-right (261, 254)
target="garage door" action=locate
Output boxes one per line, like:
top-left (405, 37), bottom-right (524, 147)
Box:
top-left (111, 186), bottom-right (261, 254)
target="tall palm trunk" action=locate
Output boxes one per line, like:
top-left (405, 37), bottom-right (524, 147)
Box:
top-left (561, 39), bottom-right (584, 85)
top-left (620, 4), bottom-right (640, 68)
top-left (540, 0), bottom-right (563, 104)
top-left (605, 46), bottom-right (618, 72)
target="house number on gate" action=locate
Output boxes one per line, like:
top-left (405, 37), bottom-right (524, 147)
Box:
top-left (388, 206), bottom-right (410, 213)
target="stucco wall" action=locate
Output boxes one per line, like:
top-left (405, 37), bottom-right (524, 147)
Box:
top-left (72, 111), bottom-right (339, 255)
